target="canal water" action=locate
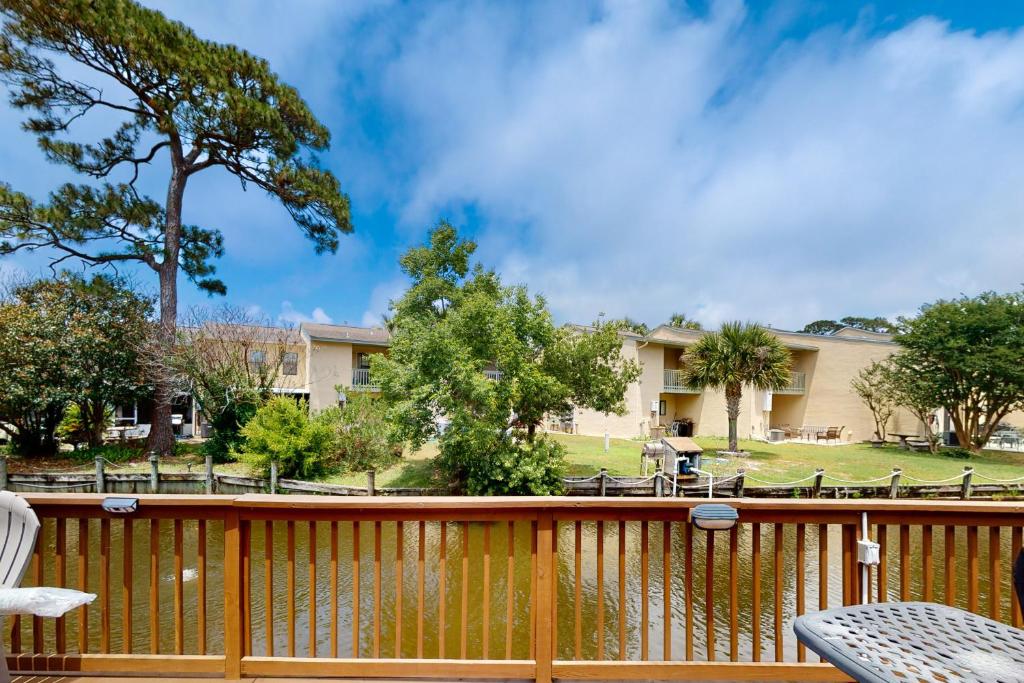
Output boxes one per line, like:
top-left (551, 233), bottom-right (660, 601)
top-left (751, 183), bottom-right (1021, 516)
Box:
top-left (16, 518), bottom-right (1017, 662)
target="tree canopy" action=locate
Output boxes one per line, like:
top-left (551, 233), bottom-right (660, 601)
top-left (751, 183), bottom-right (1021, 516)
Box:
top-left (801, 316), bottom-right (894, 335)
top-left (0, 272), bottom-right (153, 454)
top-left (0, 0), bottom-right (352, 454)
top-left (683, 322), bottom-right (791, 452)
top-left (373, 222), bottom-right (641, 494)
top-left (894, 291), bottom-right (1024, 451)
top-left (667, 312), bottom-right (702, 330)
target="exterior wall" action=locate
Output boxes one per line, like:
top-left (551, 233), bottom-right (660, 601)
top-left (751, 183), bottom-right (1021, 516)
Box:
top-left (571, 338), bottom-right (647, 438)
top-left (306, 340), bottom-right (353, 412)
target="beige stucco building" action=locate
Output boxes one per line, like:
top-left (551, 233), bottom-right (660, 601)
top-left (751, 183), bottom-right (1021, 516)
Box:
top-left (570, 325), bottom-right (922, 443)
top-left (151, 321), bottom-right (931, 444)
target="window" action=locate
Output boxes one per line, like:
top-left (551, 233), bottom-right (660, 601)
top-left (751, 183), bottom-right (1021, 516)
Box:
top-left (282, 352), bottom-right (298, 376)
top-left (659, 400), bottom-right (667, 416)
top-left (248, 350), bottom-right (266, 373)
top-left (357, 352), bottom-right (371, 369)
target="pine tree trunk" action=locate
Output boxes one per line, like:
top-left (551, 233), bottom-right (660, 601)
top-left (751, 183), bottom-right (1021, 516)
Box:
top-left (148, 168), bottom-right (186, 457)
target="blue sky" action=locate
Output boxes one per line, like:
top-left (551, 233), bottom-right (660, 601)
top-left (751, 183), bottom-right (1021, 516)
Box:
top-left (3, 0), bottom-right (1024, 330)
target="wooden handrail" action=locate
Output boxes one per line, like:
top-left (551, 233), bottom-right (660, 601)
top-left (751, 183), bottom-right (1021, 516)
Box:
top-left (8, 494), bottom-right (1024, 681)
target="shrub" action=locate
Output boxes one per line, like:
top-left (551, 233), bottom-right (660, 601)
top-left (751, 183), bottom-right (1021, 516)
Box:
top-left (326, 393), bottom-right (402, 472)
top-left (69, 442), bottom-right (144, 465)
top-left (201, 401), bottom-right (258, 464)
top-left (941, 447), bottom-right (973, 460)
top-left (235, 398), bottom-right (339, 479)
top-left (446, 431), bottom-right (565, 496)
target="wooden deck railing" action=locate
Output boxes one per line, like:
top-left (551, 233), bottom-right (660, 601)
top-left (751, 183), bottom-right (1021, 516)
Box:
top-left (7, 494), bottom-right (1024, 680)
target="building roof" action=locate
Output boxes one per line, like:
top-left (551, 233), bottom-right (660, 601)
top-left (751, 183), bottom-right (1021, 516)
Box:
top-left (648, 324), bottom-right (897, 350)
top-left (189, 323), bottom-right (303, 345)
top-left (300, 322), bottom-right (392, 345)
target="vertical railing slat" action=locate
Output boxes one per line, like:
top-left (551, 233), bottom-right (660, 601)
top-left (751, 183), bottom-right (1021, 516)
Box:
top-left (396, 520), bottom-right (404, 659)
top-left (77, 518), bottom-right (89, 654)
top-left (242, 520), bottom-right (252, 658)
top-left (148, 518), bottom-right (158, 655)
top-left (530, 520), bottom-right (537, 660)
top-left (263, 520), bottom-right (273, 657)
top-left (967, 526), bottom-right (979, 613)
top-left (417, 521), bottom-right (425, 659)
top-left (684, 518), bottom-right (693, 661)
top-left (460, 521), bottom-right (469, 660)
top-left (795, 523), bottom-right (805, 662)
top-left (876, 524), bottom-right (887, 603)
top-left (287, 520), bottom-right (295, 657)
top-left (618, 520), bottom-right (626, 660)
top-left (174, 518), bottom-right (184, 655)
top-left (99, 517), bottom-right (110, 654)
top-left (899, 525), bottom-right (910, 602)
top-left (729, 525), bottom-right (738, 662)
top-left (751, 522), bottom-right (761, 663)
top-left (482, 521), bottom-right (490, 660)
top-left (989, 526), bottom-right (1001, 621)
top-left (573, 520), bottom-right (582, 661)
top-left (506, 520), bottom-right (514, 660)
top-left (595, 520), bottom-right (603, 661)
top-left (374, 520), bottom-right (382, 659)
top-left (922, 524), bottom-right (933, 602)
top-left (198, 519), bottom-right (207, 656)
top-left (773, 524), bottom-right (783, 662)
top-left (641, 520), bottom-right (649, 662)
top-left (55, 517), bottom-right (66, 653)
top-left (121, 518), bottom-right (132, 654)
top-left (1011, 526), bottom-right (1022, 628)
top-left (352, 520), bottom-right (360, 658)
top-left (438, 522), bottom-right (446, 659)
top-left (32, 520), bottom-right (44, 654)
top-left (330, 520), bottom-right (338, 659)
top-left (944, 525), bottom-right (956, 607)
top-left (663, 521), bottom-right (672, 662)
top-left (309, 520), bottom-right (317, 658)
top-left (817, 523), bottom-right (827, 664)
top-left (705, 529), bottom-right (715, 662)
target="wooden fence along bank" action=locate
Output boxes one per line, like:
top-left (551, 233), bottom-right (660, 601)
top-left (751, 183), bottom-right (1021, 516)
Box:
top-left (8, 494), bottom-right (1024, 681)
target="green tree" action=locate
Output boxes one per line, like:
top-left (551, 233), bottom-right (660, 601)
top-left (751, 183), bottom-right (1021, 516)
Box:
top-left (165, 306), bottom-right (295, 463)
top-left (610, 317), bottom-right (649, 335)
top-left (886, 356), bottom-right (942, 453)
top-left (894, 291), bottom-right (1024, 452)
top-left (0, 273), bottom-right (152, 454)
top-left (667, 312), bottom-right (702, 330)
top-left (839, 316), bottom-right (895, 333)
top-left (0, 0), bottom-right (352, 455)
top-left (683, 322), bottom-right (792, 453)
top-left (327, 392), bottom-right (402, 473)
top-left (850, 360), bottom-right (897, 441)
top-left (801, 319), bottom-right (844, 335)
top-left (373, 222), bottom-right (641, 494)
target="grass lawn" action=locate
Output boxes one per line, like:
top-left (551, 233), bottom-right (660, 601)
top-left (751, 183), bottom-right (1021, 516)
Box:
top-left (10, 433), bottom-right (1023, 490)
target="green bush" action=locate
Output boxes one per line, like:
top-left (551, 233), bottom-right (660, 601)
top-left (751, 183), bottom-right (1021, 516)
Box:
top-left (327, 393), bottom-right (403, 472)
top-left (448, 431), bottom-right (565, 496)
top-left (235, 398), bottom-right (339, 479)
top-left (69, 442), bottom-right (144, 465)
top-left (941, 446), bottom-right (973, 460)
top-left (201, 401), bottom-right (258, 464)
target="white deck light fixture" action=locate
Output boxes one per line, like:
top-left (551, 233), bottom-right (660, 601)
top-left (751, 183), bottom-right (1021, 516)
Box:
top-left (689, 503), bottom-right (738, 531)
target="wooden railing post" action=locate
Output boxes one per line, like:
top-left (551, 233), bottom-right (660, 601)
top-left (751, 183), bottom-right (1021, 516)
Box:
top-left (734, 469), bottom-right (745, 498)
top-left (0, 455), bottom-right (8, 491)
top-left (205, 454), bottom-right (214, 494)
top-left (812, 469), bottom-right (825, 498)
top-left (224, 508), bottom-right (243, 679)
top-left (270, 461), bottom-right (278, 494)
top-left (149, 453), bottom-right (159, 493)
top-left (535, 512), bottom-right (554, 683)
top-left (367, 469), bottom-right (376, 496)
top-left (599, 468), bottom-right (607, 497)
top-left (961, 467), bottom-right (974, 500)
top-left (888, 468), bottom-right (901, 499)
top-left (94, 456), bottom-right (105, 494)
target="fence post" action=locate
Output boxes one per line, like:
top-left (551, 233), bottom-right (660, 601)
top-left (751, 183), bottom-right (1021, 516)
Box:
top-left (734, 469), bottom-right (745, 498)
top-left (367, 470), bottom-right (376, 497)
top-left (148, 453), bottom-right (159, 494)
top-left (223, 508), bottom-right (242, 679)
top-left (961, 467), bottom-right (974, 500)
top-left (205, 455), bottom-right (214, 495)
top-left (94, 457), bottom-right (104, 494)
top-left (888, 468), bottom-right (902, 499)
top-left (812, 468), bottom-right (825, 498)
top-left (654, 471), bottom-right (664, 497)
top-left (599, 468), bottom-right (607, 497)
top-left (0, 455), bottom-right (8, 491)
top-left (534, 512), bottom-right (554, 683)
top-left (269, 461), bottom-right (278, 494)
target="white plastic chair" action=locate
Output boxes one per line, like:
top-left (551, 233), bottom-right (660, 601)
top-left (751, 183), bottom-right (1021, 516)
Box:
top-left (0, 491), bottom-right (40, 683)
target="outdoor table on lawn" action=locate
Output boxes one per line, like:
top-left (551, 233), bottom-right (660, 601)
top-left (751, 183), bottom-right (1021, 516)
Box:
top-left (890, 433), bottom-right (916, 450)
top-left (794, 602), bottom-right (1024, 682)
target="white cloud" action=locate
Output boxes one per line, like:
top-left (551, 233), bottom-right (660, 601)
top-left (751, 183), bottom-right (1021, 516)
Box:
top-left (377, 2), bottom-right (1024, 329)
top-left (360, 277), bottom-right (407, 327)
top-left (279, 301), bottom-right (333, 325)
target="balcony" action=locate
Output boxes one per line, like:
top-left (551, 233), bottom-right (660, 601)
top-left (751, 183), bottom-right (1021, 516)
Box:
top-left (350, 367), bottom-right (380, 391)
top-left (775, 371), bottom-right (806, 395)
top-left (484, 369), bottom-right (503, 381)
top-left (663, 369), bottom-right (701, 393)
top-left (12, 494), bottom-right (1023, 681)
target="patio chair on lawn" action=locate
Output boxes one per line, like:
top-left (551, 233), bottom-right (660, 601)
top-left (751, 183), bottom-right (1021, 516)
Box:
top-left (0, 491), bottom-right (94, 683)
top-left (815, 426), bottom-right (845, 444)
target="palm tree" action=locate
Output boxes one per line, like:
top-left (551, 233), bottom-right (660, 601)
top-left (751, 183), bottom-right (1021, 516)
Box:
top-left (683, 322), bottom-right (792, 453)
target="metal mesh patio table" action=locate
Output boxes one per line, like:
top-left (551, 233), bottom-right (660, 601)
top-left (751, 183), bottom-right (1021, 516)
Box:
top-left (794, 601), bottom-right (1024, 682)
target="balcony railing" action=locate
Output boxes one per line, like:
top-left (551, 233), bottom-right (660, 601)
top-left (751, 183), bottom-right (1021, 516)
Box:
top-left (351, 367), bottom-right (380, 391)
top-left (484, 369), bottom-right (503, 381)
top-left (663, 369), bottom-right (701, 393)
top-left (775, 371), bottom-right (806, 395)
top-left (15, 494), bottom-right (1022, 681)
